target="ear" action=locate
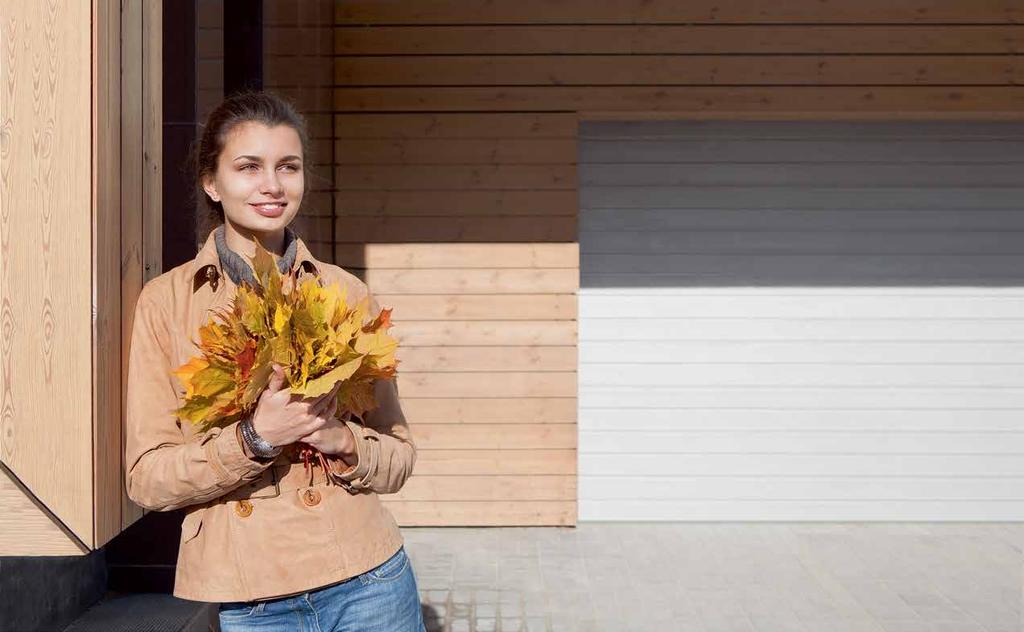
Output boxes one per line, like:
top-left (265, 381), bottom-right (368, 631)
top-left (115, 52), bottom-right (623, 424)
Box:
top-left (201, 175), bottom-right (220, 203)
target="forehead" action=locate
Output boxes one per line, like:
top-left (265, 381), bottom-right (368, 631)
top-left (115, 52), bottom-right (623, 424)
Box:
top-left (221, 121), bottom-right (303, 157)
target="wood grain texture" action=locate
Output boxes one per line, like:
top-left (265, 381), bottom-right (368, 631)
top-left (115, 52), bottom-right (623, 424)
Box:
top-left (0, 465), bottom-right (87, 555)
top-left (336, 1), bottom-right (1024, 25)
top-left (367, 294), bottom-right (577, 321)
top-left (336, 190), bottom-right (577, 217)
top-left (381, 500), bottom-right (576, 526)
top-left (336, 25), bottom-right (1024, 55)
top-left (413, 424), bottom-right (577, 449)
top-left (335, 55), bottom-right (1024, 87)
top-left (390, 475), bottom-right (576, 501)
top-left (397, 346), bottom-right (576, 372)
top-left (120, 0), bottom-right (159, 531)
top-left (93, 0), bottom-right (122, 550)
top-left (330, 1), bottom-right (1024, 528)
top-left (335, 86), bottom-right (1024, 113)
top-left (142, 0), bottom-right (161, 285)
top-left (401, 397), bottom-right (577, 423)
top-left (413, 449), bottom-right (576, 475)
top-left (339, 243), bottom-right (578, 269)
top-left (0, 0), bottom-right (94, 547)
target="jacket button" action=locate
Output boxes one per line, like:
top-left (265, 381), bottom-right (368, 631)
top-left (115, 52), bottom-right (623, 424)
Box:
top-left (234, 499), bottom-right (253, 517)
top-left (302, 489), bottom-right (321, 506)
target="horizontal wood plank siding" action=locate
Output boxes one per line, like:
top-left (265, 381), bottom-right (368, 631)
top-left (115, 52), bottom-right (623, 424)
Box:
top-left (331, 1), bottom-right (1019, 525)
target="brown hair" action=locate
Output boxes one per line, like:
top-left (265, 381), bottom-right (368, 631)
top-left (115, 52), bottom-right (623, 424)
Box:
top-left (193, 90), bottom-right (311, 240)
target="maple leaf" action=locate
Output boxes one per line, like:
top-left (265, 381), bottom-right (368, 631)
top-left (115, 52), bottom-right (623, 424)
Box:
top-left (171, 233), bottom-right (401, 453)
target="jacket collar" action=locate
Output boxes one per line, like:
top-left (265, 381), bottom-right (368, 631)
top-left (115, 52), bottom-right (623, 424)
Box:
top-left (190, 225), bottom-right (320, 293)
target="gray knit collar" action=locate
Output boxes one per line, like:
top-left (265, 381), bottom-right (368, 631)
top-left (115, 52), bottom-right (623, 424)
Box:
top-left (214, 224), bottom-right (298, 288)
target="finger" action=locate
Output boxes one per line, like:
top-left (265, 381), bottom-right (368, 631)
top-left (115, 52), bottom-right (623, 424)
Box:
top-left (267, 364), bottom-right (285, 392)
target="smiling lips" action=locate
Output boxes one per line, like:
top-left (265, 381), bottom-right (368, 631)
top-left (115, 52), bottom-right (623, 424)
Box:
top-left (250, 202), bottom-right (286, 218)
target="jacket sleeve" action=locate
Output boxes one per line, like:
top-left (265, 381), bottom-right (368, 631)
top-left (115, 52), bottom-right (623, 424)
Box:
top-left (124, 284), bottom-right (276, 512)
top-left (326, 292), bottom-right (416, 494)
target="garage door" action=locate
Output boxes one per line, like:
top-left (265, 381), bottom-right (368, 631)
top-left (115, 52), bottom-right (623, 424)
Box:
top-left (578, 121), bottom-right (1024, 521)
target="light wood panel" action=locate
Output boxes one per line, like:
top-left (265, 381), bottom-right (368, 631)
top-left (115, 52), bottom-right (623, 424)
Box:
top-left (365, 269), bottom-right (578, 294)
top-left (395, 372), bottom-right (576, 399)
top-left (338, 243), bottom-right (578, 269)
top-left (366, 295), bottom-right (577, 320)
top-left (0, 0), bottom-right (94, 548)
top-left (336, 25), bottom-right (1024, 55)
top-left (334, 216), bottom-right (577, 242)
top-left (413, 449), bottom-right (576, 475)
top-left (380, 500), bottom-right (576, 526)
top-left (336, 1), bottom-right (1024, 25)
top-left (413, 424), bottom-right (577, 449)
top-left (392, 321), bottom-right (576, 346)
top-left (390, 475), bottom-right (576, 501)
top-left (397, 347), bottom-right (576, 372)
top-left (0, 465), bottom-right (86, 555)
top-left (400, 398), bottom-right (577, 423)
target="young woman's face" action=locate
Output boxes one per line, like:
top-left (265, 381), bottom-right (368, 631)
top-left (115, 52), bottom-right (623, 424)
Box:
top-left (202, 121), bottom-right (304, 234)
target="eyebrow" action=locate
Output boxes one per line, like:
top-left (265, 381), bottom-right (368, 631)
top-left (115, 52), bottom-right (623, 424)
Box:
top-left (232, 154), bottom-right (303, 162)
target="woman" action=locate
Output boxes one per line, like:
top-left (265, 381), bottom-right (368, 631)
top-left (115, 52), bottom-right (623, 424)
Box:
top-left (124, 91), bottom-right (424, 631)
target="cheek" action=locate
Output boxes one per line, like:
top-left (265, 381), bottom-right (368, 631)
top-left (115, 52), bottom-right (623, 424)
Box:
top-left (286, 173), bottom-right (305, 198)
top-left (218, 173), bottom-right (257, 200)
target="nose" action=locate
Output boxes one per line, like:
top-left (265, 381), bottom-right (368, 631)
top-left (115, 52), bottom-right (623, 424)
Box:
top-left (259, 169), bottom-right (284, 196)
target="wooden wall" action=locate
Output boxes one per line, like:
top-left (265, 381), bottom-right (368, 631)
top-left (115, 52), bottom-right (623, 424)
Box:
top-left (332, 1), bottom-right (1023, 526)
top-left (119, 0), bottom-right (162, 534)
top-left (0, 1), bottom-right (95, 551)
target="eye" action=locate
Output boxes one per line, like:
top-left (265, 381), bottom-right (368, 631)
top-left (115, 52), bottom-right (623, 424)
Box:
top-left (279, 163), bottom-right (300, 172)
top-left (240, 163), bottom-right (259, 172)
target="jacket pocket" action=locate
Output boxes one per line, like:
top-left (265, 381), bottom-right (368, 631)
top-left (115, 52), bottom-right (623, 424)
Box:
top-left (180, 506), bottom-right (206, 545)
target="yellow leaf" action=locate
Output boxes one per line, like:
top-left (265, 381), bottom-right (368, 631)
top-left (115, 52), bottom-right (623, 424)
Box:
top-left (298, 355), bottom-right (364, 398)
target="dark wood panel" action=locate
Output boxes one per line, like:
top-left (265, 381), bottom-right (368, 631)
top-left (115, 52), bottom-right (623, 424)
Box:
top-left (336, 25), bottom-right (1024, 55)
top-left (334, 138), bottom-right (577, 164)
top-left (334, 113), bottom-right (577, 138)
top-left (334, 165), bottom-right (575, 190)
top-left (335, 55), bottom-right (1024, 86)
top-left (336, 190), bottom-right (577, 216)
top-left (335, 86), bottom-right (1024, 113)
top-left (336, 1), bottom-right (1024, 25)
top-left (334, 215), bottom-right (577, 242)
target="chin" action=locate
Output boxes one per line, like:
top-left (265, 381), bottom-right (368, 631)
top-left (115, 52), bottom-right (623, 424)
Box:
top-left (232, 210), bottom-right (294, 230)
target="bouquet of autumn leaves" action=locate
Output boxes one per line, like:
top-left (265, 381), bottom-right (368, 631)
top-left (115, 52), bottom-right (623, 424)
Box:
top-left (170, 237), bottom-right (398, 477)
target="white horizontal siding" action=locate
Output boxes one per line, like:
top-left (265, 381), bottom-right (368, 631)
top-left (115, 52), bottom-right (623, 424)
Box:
top-left (578, 121), bottom-right (1024, 521)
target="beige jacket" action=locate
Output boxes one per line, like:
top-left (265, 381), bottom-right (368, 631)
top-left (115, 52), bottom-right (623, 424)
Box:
top-left (124, 228), bottom-right (416, 603)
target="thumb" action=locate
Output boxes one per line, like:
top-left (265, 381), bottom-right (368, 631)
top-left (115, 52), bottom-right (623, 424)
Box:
top-left (267, 363), bottom-right (285, 392)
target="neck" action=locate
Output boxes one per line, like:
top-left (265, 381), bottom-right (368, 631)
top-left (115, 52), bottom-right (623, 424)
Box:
top-left (223, 220), bottom-right (286, 260)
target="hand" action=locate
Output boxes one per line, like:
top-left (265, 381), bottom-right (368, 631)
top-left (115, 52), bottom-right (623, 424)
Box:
top-left (250, 364), bottom-right (342, 447)
top-left (297, 410), bottom-right (357, 460)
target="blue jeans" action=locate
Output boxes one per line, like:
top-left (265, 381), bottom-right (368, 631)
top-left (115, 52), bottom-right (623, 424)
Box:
top-left (217, 546), bottom-right (425, 631)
